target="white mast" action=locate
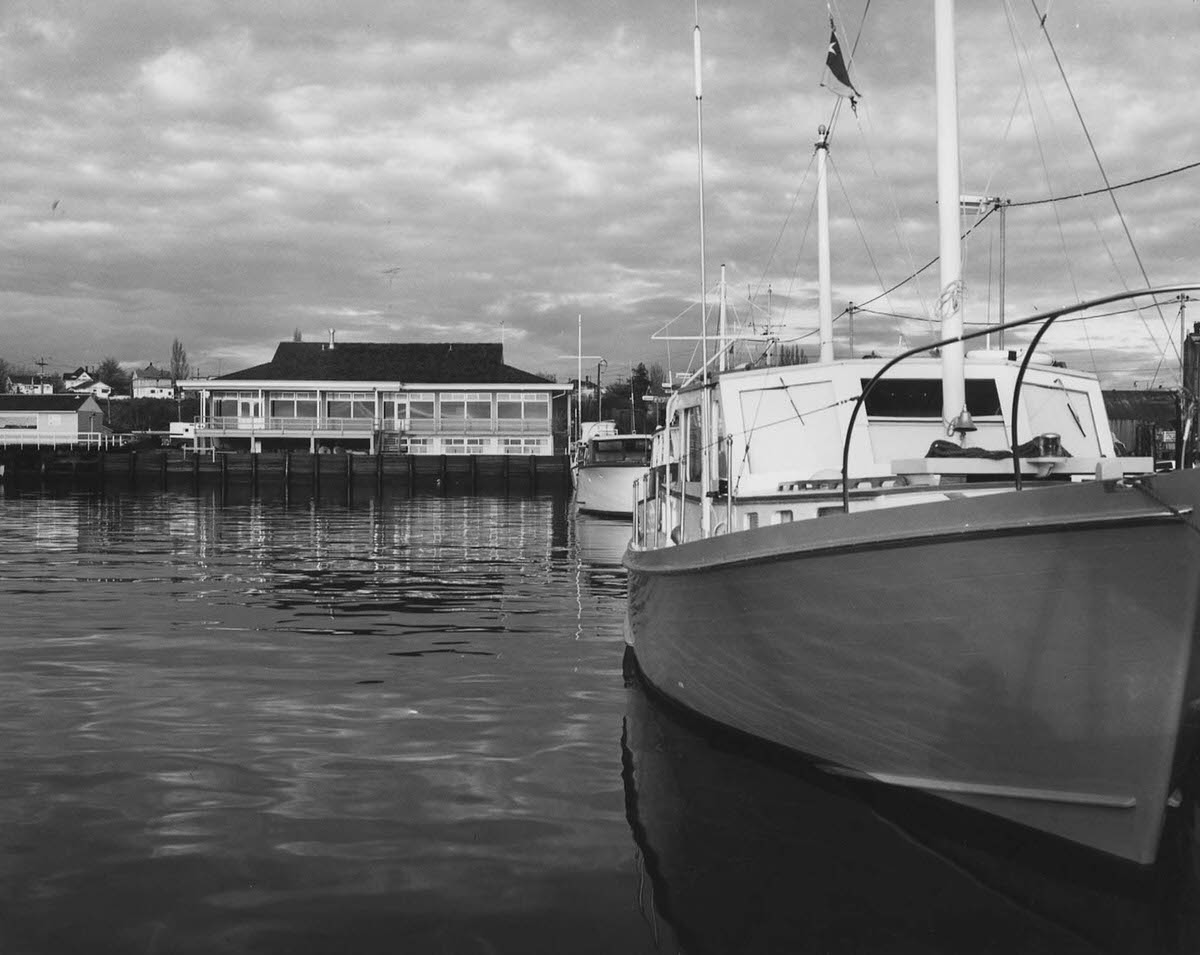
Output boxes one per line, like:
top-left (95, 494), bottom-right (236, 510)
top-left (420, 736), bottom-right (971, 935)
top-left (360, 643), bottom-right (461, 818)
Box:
top-left (816, 125), bottom-right (835, 363)
top-left (719, 263), bottom-right (728, 372)
top-left (577, 313), bottom-right (583, 440)
top-left (694, 4), bottom-right (712, 538)
top-left (935, 0), bottom-right (967, 433)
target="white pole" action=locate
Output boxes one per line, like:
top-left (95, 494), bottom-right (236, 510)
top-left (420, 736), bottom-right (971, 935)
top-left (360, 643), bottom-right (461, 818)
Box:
top-left (816, 126), bottom-right (834, 363)
top-left (577, 314), bottom-right (583, 438)
top-left (694, 5), bottom-right (712, 538)
top-left (719, 264), bottom-right (728, 372)
top-left (935, 0), bottom-right (966, 431)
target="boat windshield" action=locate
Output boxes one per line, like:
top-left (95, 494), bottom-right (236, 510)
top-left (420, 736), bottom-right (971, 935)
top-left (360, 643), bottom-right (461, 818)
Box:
top-left (588, 437), bottom-right (651, 464)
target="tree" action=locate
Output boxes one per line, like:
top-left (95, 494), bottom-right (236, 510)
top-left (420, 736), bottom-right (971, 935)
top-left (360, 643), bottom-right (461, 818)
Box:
top-left (170, 338), bottom-right (190, 382)
top-left (96, 357), bottom-right (131, 395)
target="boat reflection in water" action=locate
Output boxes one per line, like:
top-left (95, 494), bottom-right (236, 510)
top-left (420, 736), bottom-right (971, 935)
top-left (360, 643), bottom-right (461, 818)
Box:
top-left (621, 651), bottom-right (1200, 955)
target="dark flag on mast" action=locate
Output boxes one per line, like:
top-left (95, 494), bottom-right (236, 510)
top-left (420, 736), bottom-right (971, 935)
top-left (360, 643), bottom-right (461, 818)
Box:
top-left (823, 17), bottom-right (860, 112)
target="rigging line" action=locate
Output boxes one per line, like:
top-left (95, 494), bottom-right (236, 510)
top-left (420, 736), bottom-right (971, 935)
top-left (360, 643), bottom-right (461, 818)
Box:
top-left (1008, 161), bottom-right (1200, 207)
top-left (834, 207), bottom-right (997, 319)
top-left (1029, 0), bottom-right (1176, 382)
top-left (830, 154), bottom-right (893, 322)
top-left (758, 151), bottom-right (818, 307)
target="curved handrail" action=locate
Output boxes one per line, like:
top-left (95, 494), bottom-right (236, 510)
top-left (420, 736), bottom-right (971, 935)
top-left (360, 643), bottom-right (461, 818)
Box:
top-left (841, 284), bottom-right (1200, 512)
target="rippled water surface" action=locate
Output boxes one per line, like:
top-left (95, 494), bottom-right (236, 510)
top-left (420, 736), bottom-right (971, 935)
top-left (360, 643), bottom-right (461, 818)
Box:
top-left (2, 484), bottom-right (1198, 954)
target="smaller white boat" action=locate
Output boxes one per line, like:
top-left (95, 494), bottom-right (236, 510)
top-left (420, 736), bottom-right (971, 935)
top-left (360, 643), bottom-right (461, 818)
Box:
top-left (572, 422), bottom-right (652, 516)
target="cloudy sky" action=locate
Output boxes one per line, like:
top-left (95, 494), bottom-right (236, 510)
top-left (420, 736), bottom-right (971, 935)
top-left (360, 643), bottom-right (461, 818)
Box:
top-left (1, 0), bottom-right (1197, 388)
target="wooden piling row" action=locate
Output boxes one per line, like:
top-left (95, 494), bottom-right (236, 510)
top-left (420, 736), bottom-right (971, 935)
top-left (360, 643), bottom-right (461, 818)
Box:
top-left (0, 449), bottom-right (570, 496)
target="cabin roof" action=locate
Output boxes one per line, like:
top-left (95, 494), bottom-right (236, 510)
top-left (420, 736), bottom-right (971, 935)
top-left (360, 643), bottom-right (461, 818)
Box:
top-left (216, 341), bottom-right (552, 385)
top-left (1101, 389), bottom-right (1178, 424)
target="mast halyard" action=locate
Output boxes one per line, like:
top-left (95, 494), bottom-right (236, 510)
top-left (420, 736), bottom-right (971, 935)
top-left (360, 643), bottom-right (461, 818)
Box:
top-left (935, 0), bottom-right (969, 435)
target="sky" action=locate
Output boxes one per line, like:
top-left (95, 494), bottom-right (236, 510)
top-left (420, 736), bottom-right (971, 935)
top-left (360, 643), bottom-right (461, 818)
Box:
top-left (1, 0), bottom-right (1198, 389)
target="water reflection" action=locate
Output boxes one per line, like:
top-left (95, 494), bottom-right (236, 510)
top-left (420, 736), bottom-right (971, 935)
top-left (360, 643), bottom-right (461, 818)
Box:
top-left (622, 653), bottom-right (1200, 954)
top-left (0, 488), bottom-right (654, 955)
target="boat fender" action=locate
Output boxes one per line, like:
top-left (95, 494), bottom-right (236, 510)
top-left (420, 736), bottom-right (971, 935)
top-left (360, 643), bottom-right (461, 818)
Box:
top-left (669, 526), bottom-right (682, 545)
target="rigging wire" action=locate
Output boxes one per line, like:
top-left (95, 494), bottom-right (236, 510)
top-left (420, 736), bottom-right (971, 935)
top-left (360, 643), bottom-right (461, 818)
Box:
top-left (1029, 0), bottom-right (1178, 383)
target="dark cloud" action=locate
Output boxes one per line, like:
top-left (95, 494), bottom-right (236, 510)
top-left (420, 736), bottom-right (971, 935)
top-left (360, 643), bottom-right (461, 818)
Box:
top-left (0, 0), bottom-right (1196, 388)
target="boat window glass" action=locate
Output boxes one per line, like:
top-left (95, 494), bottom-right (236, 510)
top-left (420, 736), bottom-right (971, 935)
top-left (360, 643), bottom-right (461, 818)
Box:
top-left (686, 407), bottom-right (702, 481)
top-left (746, 513), bottom-right (759, 530)
top-left (1023, 381), bottom-right (1103, 456)
top-left (439, 396), bottom-right (466, 419)
top-left (774, 510), bottom-right (794, 524)
top-left (860, 379), bottom-right (1002, 417)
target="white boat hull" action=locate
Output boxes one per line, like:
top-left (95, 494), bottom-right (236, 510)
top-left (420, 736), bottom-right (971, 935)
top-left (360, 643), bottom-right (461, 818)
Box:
top-left (574, 464), bottom-right (643, 516)
top-left (625, 469), bottom-right (1200, 864)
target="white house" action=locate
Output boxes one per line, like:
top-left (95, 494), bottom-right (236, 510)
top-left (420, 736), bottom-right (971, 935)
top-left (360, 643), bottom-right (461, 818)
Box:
top-left (5, 375), bottom-right (54, 396)
top-left (132, 364), bottom-right (176, 399)
top-left (178, 338), bottom-right (565, 455)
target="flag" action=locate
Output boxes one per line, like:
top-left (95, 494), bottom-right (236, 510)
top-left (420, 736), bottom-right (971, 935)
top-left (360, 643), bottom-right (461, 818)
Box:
top-left (823, 17), bottom-right (860, 110)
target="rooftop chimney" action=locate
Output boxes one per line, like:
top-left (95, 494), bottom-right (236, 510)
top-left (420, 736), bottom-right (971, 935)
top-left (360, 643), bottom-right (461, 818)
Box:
top-left (329, 328), bottom-right (336, 349)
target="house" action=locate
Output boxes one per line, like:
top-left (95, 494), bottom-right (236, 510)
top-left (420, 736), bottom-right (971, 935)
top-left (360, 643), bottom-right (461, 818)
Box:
top-left (132, 364), bottom-right (175, 399)
top-left (0, 394), bottom-right (111, 447)
top-left (5, 375), bottom-right (54, 396)
top-left (178, 337), bottom-right (566, 455)
top-left (61, 367), bottom-right (114, 400)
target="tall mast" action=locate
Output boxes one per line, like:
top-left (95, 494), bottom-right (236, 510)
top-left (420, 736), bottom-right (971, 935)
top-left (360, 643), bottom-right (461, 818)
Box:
top-left (935, 0), bottom-right (967, 432)
top-left (577, 313), bottom-right (583, 437)
top-left (694, 8), bottom-right (709, 386)
top-left (694, 3), bottom-right (712, 538)
top-left (816, 125), bottom-right (834, 363)
top-left (719, 263), bottom-right (728, 372)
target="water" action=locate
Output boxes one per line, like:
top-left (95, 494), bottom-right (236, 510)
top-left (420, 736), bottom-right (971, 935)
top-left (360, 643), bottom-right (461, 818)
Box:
top-left (1, 484), bottom-right (1198, 954)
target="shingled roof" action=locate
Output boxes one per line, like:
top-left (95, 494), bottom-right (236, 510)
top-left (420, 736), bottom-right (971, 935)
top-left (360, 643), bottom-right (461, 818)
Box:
top-left (216, 342), bottom-right (552, 385)
top-left (0, 394), bottom-right (99, 412)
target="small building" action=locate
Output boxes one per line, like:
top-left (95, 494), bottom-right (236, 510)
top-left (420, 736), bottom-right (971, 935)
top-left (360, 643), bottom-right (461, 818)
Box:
top-left (178, 338), bottom-right (566, 455)
top-left (1102, 389), bottom-right (1179, 464)
top-left (0, 394), bottom-right (111, 447)
top-left (132, 365), bottom-right (175, 399)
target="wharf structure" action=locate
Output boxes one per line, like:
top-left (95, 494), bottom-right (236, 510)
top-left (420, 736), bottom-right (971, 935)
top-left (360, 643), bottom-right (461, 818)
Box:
top-left (177, 336), bottom-right (565, 457)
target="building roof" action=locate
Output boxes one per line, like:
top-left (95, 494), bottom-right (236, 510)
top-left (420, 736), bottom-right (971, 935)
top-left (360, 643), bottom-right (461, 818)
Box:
top-left (135, 364), bottom-right (170, 379)
top-left (0, 394), bottom-right (100, 412)
top-left (1102, 389), bottom-right (1179, 424)
top-left (216, 341), bottom-right (553, 385)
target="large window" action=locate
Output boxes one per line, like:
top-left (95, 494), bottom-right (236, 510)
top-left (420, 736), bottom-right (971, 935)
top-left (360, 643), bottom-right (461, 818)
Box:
top-left (212, 392), bottom-right (259, 417)
top-left (269, 392), bottom-right (318, 418)
top-left (496, 393), bottom-right (549, 425)
top-left (325, 392), bottom-right (373, 419)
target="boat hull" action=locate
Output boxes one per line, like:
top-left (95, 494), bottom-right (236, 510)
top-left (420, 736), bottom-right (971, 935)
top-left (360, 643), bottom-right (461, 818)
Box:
top-left (624, 469), bottom-right (1200, 864)
top-left (575, 464), bottom-right (643, 516)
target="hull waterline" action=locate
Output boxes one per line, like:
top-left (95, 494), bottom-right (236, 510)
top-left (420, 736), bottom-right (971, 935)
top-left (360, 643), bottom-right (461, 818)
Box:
top-left (624, 468), bottom-right (1200, 864)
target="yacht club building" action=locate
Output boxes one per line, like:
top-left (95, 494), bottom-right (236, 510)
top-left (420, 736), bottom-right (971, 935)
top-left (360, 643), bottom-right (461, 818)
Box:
top-left (179, 338), bottom-right (563, 455)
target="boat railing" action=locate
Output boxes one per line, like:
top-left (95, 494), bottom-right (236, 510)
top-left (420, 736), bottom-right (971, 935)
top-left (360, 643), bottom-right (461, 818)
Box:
top-left (839, 284), bottom-right (1200, 513)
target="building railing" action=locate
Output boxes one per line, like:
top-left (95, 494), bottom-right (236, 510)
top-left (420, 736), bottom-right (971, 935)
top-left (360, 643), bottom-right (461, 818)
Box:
top-left (197, 415), bottom-right (551, 436)
top-left (0, 431), bottom-right (131, 448)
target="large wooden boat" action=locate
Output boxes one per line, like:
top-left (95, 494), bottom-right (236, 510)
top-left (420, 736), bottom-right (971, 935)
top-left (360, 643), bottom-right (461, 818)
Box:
top-left (623, 1), bottom-right (1200, 865)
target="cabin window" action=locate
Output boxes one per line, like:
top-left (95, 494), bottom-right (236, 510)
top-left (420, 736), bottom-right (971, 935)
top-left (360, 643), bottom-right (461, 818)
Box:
top-left (773, 510), bottom-right (794, 524)
top-left (686, 407), bottom-right (703, 481)
top-left (745, 513), bottom-right (759, 530)
top-left (860, 378), bottom-right (1002, 417)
